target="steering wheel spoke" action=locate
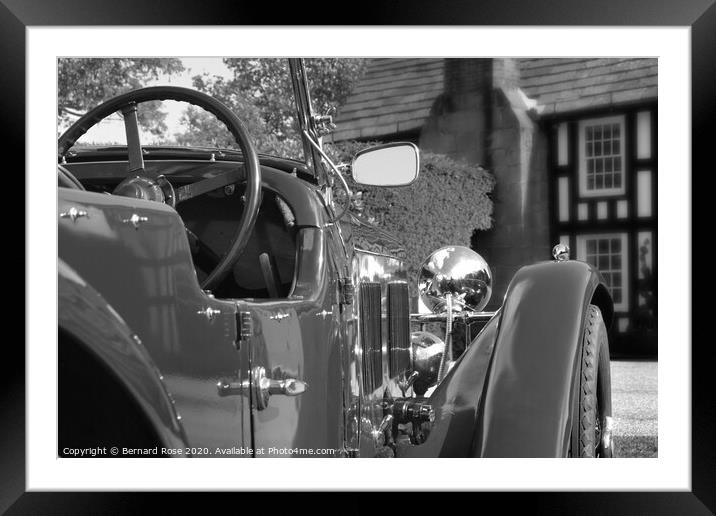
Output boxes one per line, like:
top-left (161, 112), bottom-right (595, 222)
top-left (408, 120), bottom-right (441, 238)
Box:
top-left (121, 102), bottom-right (147, 175)
top-left (174, 168), bottom-right (243, 205)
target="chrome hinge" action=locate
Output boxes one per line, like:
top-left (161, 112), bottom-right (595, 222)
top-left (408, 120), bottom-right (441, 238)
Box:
top-left (339, 277), bottom-right (354, 305)
top-left (236, 311), bottom-right (253, 350)
top-left (311, 108), bottom-right (336, 137)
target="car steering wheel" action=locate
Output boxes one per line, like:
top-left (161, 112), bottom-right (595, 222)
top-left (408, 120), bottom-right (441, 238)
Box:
top-left (58, 86), bottom-right (262, 291)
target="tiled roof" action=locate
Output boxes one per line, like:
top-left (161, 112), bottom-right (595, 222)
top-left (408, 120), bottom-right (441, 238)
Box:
top-left (327, 58), bottom-right (444, 142)
top-left (330, 58), bottom-right (658, 141)
top-left (518, 58), bottom-right (658, 115)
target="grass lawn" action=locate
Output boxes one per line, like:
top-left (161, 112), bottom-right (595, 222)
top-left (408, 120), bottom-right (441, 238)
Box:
top-left (610, 359), bottom-right (658, 458)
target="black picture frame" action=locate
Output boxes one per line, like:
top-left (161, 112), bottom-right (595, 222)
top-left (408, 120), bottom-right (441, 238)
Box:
top-left (4, 0), bottom-right (712, 513)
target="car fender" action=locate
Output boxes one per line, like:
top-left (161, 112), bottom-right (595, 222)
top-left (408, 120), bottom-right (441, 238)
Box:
top-left (58, 259), bottom-right (188, 451)
top-left (474, 260), bottom-right (612, 457)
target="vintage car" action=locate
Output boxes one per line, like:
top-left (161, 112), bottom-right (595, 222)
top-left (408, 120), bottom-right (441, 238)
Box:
top-left (58, 58), bottom-right (614, 458)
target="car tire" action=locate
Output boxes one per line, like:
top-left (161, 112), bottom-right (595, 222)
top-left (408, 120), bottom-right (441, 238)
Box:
top-left (571, 304), bottom-right (614, 458)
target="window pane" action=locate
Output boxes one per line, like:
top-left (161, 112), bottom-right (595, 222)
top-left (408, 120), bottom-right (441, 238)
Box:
top-left (579, 233), bottom-right (627, 309)
top-left (581, 119), bottom-right (624, 194)
top-left (613, 272), bottom-right (622, 285)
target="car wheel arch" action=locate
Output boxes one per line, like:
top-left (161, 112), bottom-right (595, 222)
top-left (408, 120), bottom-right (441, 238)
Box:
top-left (58, 328), bottom-right (170, 455)
top-left (474, 260), bottom-right (614, 457)
top-left (58, 262), bottom-right (189, 452)
top-left (589, 282), bottom-right (614, 330)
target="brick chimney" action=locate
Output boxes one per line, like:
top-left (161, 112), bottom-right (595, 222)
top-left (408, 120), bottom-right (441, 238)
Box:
top-left (479, 58), bottom-right (551, 310)
top-left (416, 59), bottom-right (550, 310)
top-left (418, 59), bottom-right (492, 164)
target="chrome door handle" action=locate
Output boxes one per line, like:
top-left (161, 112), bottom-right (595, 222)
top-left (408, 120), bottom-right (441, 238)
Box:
top-left (217, 366), bottom-right (308, 411)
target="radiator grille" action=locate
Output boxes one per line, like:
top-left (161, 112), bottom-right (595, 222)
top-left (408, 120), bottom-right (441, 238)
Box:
top-left (388, 282), bottom-right (411, 378)
top-left (359, 282), bottom-right (383, 393)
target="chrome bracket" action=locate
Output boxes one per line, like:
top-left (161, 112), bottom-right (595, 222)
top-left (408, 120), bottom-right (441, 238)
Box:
top-left (60, 207), bottom-right (88, 223)
top-left (372, 414), bottom-right (394, 448)
top-left (235, 311), bottom-right (253, 350)
top-left (339, 277), bottom-right (354, 305)
top-left (397, 370), bottom-right (419, 397)
top-left (600, 416), bottom-right (615, 457)
top-left (238, 311), bottom-right (253, 338)
top-left (311, 107), bottom-right (337, 137)
top-left (123, 213), bottom-right (149, 229)
top-left (197, 306), bottom-right (221, 322)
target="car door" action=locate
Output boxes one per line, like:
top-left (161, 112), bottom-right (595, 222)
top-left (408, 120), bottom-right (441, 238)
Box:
top-left (236, 227), bottom-right (345, 457)
top-left (59, 187), bottom-right (250, 454)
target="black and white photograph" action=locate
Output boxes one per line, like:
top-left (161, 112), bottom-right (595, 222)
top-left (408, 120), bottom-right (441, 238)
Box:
top-left (5, 10), bottom-right (704, 507)
top-left (55, 56), bottom-right (658, 459)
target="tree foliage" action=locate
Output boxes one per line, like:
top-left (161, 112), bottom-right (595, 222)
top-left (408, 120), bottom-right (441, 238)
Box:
top-left (177, 58), bottom-right (366, 156)
top-left (57, 58), bottom-right (184, 134)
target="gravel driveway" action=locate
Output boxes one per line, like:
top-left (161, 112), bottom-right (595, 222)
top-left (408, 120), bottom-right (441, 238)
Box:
top-left (610, 359), bottom-right (658, 458)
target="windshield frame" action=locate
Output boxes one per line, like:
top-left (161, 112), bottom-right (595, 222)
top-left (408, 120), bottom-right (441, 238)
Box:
top-left (288, 58), bottom-right (328, 187)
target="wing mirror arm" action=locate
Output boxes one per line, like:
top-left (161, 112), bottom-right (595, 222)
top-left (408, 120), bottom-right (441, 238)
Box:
top-left (302, 130), bottom-right (353, 223)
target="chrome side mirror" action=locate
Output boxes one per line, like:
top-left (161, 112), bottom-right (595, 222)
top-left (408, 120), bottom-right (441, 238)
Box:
top-left (351, 142), bottom-right (419, 186)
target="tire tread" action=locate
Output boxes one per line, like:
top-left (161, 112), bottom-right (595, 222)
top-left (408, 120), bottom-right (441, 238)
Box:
top-left (578, 305), bottom-right (602, 457)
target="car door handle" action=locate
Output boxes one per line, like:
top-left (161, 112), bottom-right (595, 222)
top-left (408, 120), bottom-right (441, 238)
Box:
top-left (217, 366), bottom-right (308, 411)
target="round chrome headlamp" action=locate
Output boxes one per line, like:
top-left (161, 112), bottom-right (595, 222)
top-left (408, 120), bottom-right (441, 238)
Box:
top-left (418, 245), bottom-right (492, 313)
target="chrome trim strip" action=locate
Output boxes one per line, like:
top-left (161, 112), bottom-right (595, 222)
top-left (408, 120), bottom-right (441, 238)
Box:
top-left (410, 312), bottom-right (496, 323)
